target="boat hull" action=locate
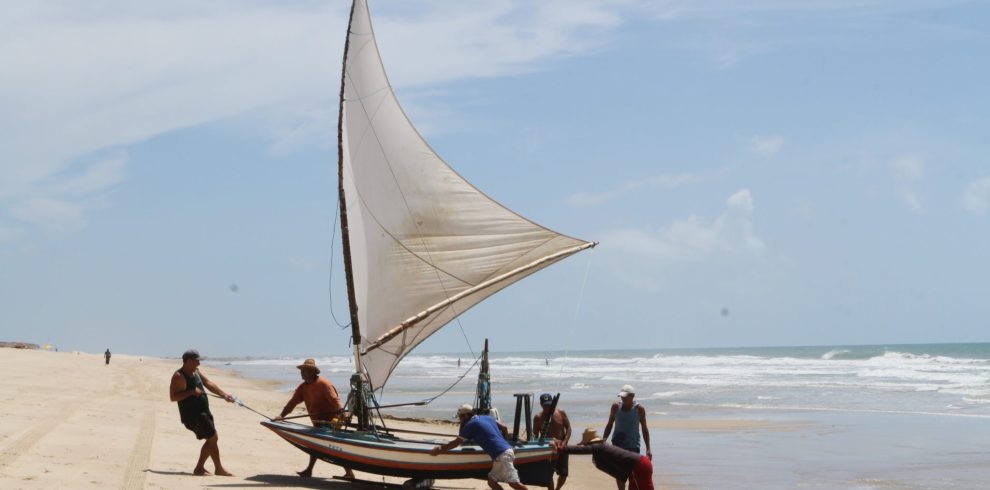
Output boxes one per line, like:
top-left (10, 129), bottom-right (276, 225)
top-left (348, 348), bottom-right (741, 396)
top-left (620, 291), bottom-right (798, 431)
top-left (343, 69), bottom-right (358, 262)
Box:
top-left (262, 420), bottom-right (554, 484)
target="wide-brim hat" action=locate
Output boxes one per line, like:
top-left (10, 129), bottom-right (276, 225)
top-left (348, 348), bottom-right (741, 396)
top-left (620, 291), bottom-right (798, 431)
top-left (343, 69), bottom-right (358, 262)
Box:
top-left (579, 427), bottom-right (603, 445)
top-left (618, 384), bottom-right (635, 398)
top-left (297, 358), bottom-right (320, 373)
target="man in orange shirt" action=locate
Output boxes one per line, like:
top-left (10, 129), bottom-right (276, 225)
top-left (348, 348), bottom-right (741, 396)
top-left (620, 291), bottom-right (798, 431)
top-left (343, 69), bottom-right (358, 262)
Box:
top-left (275, 358), bottom-right (355, 479)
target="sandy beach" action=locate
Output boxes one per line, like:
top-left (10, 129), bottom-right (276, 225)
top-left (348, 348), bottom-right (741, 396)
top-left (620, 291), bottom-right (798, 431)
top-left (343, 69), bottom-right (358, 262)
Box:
top-left (0, 348), bottom-right (635, 489)
top-left (6, 347), bottom-right (987, 489)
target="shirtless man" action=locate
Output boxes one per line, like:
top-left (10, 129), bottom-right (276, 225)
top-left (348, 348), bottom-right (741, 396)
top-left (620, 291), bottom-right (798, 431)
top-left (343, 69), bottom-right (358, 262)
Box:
top-left (533, 393), bottom-right (572, 490)
top-left (602, 385), bottom-right (651, 490)
top-left (169, 349), bottom-right (234, 476)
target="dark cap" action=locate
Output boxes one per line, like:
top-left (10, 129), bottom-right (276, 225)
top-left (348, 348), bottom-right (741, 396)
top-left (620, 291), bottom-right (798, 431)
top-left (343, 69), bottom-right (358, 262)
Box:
top-left (539, 393), bottom-right (554, 406)
top-left (182, 349), bottom-right (200, 361)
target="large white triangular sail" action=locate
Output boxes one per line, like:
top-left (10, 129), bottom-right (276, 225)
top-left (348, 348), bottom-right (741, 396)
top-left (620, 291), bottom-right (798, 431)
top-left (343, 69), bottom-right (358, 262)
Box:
top-left (341, 0), bottom-right (595, 390)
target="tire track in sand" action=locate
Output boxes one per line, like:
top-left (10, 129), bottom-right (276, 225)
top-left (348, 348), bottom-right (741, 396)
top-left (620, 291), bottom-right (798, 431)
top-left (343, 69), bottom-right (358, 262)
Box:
top-left (120, 407), bottom-right (156, 489)
top-left (0, 403), bottom-right (80, 472)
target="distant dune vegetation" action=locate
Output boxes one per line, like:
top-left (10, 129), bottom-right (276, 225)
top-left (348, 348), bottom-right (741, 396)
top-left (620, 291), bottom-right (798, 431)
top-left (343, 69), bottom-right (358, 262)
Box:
top-left (0, 342), bottom-right (40, 349)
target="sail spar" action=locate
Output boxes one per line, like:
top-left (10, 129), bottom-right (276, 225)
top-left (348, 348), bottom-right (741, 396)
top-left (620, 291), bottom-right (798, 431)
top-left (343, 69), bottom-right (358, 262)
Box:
top-left (340, 0), bottom-right (595, 390)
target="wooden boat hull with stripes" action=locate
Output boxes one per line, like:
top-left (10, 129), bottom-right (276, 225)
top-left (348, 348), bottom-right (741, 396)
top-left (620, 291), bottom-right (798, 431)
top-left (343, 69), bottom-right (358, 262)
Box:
top-left (261, 420), bottom-right (554, 484)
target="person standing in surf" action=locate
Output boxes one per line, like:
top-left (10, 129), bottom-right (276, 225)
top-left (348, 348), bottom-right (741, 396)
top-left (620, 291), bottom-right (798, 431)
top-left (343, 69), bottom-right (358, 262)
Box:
top-left (169, 349), bottom-right (235, 476)
top-left (602, 384), bottom-right (652, 490)
top-left (274, 358), bottom-right (355, 480)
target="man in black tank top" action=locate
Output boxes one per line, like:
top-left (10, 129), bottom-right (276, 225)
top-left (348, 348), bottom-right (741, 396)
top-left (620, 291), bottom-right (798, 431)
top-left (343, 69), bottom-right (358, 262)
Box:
top-left (169, 349), bottom-right (235, 476)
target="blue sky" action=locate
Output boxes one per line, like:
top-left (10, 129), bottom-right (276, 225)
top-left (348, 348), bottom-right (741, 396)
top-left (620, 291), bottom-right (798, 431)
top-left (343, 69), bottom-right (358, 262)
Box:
top-left (1, 1), bottom-right (988, 358)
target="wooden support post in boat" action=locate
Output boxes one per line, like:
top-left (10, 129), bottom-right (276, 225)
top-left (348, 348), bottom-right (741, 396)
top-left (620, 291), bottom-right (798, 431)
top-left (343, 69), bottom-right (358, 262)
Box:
top-left (511, 393), bottom-right (533, 443)
top-left (525, 392), bottom-right (534, 441)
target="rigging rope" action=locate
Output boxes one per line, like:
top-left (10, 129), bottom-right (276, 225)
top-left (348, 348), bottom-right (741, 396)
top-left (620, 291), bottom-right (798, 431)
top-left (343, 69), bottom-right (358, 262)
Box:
top-left (379, 351), bottom-right (482, 406)
top-left (419, 353), bottom-right (482, 405)
top-left (328, 198), bottom-right (351, 330)
top-left (559, 247), bottom-right (595, 374)
top-left (209, 393), bottom-right (272, 420)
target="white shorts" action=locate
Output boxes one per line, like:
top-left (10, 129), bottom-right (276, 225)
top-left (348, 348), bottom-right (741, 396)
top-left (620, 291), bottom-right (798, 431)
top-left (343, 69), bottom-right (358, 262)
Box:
top-left (489, 449), bottom-right (521, 483)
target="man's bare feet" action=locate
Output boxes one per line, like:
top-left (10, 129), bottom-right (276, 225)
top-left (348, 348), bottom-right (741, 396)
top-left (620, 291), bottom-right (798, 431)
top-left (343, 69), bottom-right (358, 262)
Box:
top-left (342, 470), bottom-right (355, 480)
top-left (296, 469), bottom-right (313, 478)
top-left (193, 468), bottom-right (211, 476)
top-left (215, 468), bottom-right (234, 476)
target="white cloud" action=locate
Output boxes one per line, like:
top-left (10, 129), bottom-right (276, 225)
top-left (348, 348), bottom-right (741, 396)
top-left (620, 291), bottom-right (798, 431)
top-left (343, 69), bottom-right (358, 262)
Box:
top-left (9, 198), bottom-right (86, 234)
top-left (2, 152), bottom-right (126, 237)
top-left (0, 1), bottom-right (636, 243)
top-left (567, 171), bottom-right (709, 207)
top-left (602, 189), bottom-right (765, 262)
top-left (961, 177), bottom-right (990, 215)
top-left (888, 154), bottom-right (925, 213)
top-left (747, 135), bottom-right (785, 157)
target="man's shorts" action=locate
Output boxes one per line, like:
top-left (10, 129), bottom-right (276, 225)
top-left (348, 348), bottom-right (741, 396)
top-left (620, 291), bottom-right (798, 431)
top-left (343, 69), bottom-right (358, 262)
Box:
top-left (488, 449), bottom-right (521, 483)
top-left (554, 450), bottom-right (569, 477)
top-left (183, 412), bottom-right (217, 440)
top-left (628, 455), bottom-right (654, 490)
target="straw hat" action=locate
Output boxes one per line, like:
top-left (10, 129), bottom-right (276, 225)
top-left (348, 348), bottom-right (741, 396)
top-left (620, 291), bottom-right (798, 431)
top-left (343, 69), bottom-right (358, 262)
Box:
top-left (296, 358), bottom-right (320, 373)
top-left (456, 404), bottom-right (474, 416)
top-left (578, 428), bottom-right (603, 445)
top-left (618, 384), bottom-right (635, 398)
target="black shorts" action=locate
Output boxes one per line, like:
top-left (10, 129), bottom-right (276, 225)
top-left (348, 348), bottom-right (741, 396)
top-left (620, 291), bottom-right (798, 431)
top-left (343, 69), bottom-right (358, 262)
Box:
top-left (554, 451), bottom-right (569, 477)
top-left (183, 412), bottom-right (216, 440)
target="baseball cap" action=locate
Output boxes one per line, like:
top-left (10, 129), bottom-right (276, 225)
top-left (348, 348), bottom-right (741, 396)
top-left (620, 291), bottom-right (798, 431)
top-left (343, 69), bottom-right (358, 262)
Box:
top-left (182, 349), bottom-right (200, 361)
top-left (618, 384), bottom-right (635, 398)
top-left (539, 393), bottom-right (554, 406)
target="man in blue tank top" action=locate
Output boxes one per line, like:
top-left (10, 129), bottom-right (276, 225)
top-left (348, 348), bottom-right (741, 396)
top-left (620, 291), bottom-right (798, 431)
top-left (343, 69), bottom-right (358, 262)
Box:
top-left (430, 404), bottom-right (528, 490)
top-left (602, 385), bottom-right (652, 490)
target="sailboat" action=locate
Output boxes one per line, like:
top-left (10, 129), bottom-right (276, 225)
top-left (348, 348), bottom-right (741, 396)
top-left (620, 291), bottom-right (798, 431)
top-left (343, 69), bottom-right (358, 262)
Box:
top-left (261, 0), bottom-right (596, 485)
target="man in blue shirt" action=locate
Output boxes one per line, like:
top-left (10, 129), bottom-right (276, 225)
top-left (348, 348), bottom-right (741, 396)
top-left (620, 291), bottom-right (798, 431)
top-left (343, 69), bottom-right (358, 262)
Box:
top-left (430, 404), bottom-right (528, 490)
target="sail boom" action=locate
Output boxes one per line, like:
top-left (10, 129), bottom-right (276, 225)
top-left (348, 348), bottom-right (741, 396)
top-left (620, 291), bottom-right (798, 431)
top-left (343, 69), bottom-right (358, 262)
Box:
top-left (361, 241), bottom-right (597, 355)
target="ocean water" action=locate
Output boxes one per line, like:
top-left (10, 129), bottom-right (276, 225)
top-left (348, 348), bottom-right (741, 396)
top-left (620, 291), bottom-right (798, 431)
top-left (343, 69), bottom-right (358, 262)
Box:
top-left (213, 342), bottom-right (990, 424)
top-left (211, 343), bottom-right (990, 488)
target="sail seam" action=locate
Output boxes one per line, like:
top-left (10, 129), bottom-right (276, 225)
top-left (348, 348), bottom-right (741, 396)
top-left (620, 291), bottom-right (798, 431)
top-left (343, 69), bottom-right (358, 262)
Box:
top-left (481, 234), bottom-right (558, 282)
top-left (361, 242), bottom-right (596, 355)
top-left (346, 92), bottom-right (478, 290)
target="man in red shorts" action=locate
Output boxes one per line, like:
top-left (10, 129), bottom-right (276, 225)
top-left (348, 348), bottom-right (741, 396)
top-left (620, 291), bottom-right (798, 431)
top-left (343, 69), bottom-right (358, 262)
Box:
top-left (556, 428), bottom-right (653, 490)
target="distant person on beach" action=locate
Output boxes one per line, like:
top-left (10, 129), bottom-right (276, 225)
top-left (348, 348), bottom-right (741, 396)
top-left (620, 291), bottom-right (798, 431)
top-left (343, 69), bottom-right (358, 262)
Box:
top-left (274, 358), bottom-right (355, 480)
top-left (533, 393), bottom-right (572, 490)
top-left (602, 384), bottom-right (652, 489)
top-left (105, 348), bottom-right (111, 365)
top-left (169, 349), bottom-right (235, 476)
top-left (430, 404), bottom-right (528, 490)
top-left (556, 428), bottom-right (653, 490)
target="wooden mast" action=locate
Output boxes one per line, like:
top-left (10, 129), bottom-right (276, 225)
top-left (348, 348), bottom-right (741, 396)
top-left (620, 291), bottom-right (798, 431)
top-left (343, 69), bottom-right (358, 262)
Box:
top-left (337, 0), bottom-right (371, 430)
